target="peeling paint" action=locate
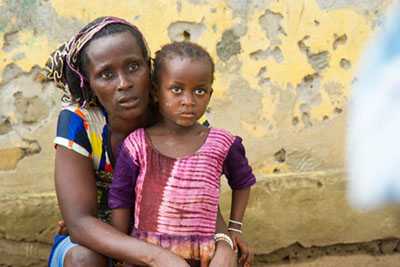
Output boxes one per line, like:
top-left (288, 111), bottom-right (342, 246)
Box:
top-left (216, 29), bottom-right (241, 61)
top-left (316, 0), bottom-right (389, 12)
top-left (2, 30), bottom-right (19, 52)
top-left (340, 58), bottom-right (352, 69)
top-left (0, 115), bottom-right (11, 135)
top-left (274, 148), bottom-right (286, 163)
top-left (257, 66), bottom-right (271, 87)
top-left (14, 93), bottom-right (49, 124)
top-left (296, 73), bottom-right (322, 113)
top-left (0, 65), bottom-right (58, 141)
top-left (0, 0), bottom-right (82, 43)
top-left (168, 20), bottom-right (206, 42)
top-left (250, 46), bottom-right (284, 64)
top-left (1, 63), bottom-right (23, 85)
top-left (0, 139), bottom-right (41, 171)
top-left (259, 9), bottom-right (286, 46)
top-left (333, 33), bottom-right (347, 50)
top-left (308, 51), bottom-right (330, 71)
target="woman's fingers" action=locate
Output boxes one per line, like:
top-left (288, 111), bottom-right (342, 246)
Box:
top-left (57, 220), bottom-right (68, 235)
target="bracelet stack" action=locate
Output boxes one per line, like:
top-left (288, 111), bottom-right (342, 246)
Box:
top-left (228, 219), bottom-right (243, 234)
top-left (214, 233), bottom-right (234, 249)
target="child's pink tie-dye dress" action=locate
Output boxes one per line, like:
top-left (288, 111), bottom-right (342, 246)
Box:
top-left (109, 128), bottom-right (255, 266)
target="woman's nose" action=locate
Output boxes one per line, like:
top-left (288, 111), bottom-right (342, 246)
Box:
top-left (117, 73), bottom-right (132, 91)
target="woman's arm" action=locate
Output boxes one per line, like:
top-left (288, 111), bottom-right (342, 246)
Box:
top-left (55, 146), bottom-right (189, 267)
top-left (111, 208), bottom-right (131, 234)
top-left (210, 208), bottom-right (237, 267)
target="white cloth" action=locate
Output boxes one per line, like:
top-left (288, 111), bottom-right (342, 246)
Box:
top-left (347, 2), bottom-right (400, 210)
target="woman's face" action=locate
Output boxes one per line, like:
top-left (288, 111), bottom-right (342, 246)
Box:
top-left (85, 31), bottom-right (151, 122)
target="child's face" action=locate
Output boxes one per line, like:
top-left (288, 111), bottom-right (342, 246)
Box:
top-left (156, 57), bottom-right (213, 128)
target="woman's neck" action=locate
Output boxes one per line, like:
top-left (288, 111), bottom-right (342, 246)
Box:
top-left (108, 111), bottom-right (149, 137)
top-left (107, 111), bottom-right (151, 159)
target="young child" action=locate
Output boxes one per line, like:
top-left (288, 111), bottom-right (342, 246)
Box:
top-left (108, 42), bottom-right (256, 267)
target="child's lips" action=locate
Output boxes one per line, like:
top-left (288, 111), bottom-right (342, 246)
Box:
top-left (180, 112), bottom-right (196, 118)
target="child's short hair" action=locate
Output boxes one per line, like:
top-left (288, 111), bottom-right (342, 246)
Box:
top-left (152, 41), bottom-right (215, 85)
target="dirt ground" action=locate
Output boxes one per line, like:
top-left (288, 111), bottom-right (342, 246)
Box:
top-left (254, 254), bottom-right (400, 267)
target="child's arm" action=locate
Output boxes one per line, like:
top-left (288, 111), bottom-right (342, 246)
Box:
top-left (230, 188), bottom-right (250, 224)
top-left (229, 187), bottom-right (253, 265)
top-left (228, 188), bottom-right (250, 248)
top-left (223, 136), bottom-right (256, 265)
top-left (112, 208), bottom-right (131, 234)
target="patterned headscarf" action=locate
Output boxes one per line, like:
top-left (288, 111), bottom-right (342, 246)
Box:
top-left (45, 16), bottom-right (150, 105)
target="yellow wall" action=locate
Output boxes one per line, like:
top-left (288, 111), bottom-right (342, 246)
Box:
top-left (1, 2), bottom-right (399, 265)
top-left (0, 0), bottom-right (392, 177)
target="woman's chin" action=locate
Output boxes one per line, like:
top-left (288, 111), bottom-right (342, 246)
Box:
top-left (117, 105), bottom-right (147, 122)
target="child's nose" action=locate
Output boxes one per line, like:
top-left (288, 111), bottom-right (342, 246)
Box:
top-left (181, 93), bottom-right (195, 106)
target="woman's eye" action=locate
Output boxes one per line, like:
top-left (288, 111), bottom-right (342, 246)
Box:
top-left (128, 63), bottom-right (139, 72)
top-left (194, 88), bottom-right (207, 95)
top-left (171, 87), bottom-right (182, 94)
top-left (100, 71), bottom-right (113, 80)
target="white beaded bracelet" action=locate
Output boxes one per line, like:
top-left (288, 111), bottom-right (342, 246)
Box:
top-left (214, 233), bottom-right (234, 249)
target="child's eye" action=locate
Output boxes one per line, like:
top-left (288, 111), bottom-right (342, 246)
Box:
top-left (128, 62), bottom-right (139, 72)
top-left (171, 87), bottom-right (183, 94)
top-left (100, 71), bottom-right (113, 80)
top-left (194, 88), bottom-right (207, 95)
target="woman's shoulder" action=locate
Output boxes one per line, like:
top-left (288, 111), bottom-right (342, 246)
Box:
top-left (59, 104), bottom-right (106, 124)
top-left (55, 104), bottom-right (108, 162)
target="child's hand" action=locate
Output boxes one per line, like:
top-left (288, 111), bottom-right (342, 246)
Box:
top-left (228, 231), bottom-right (253, 267)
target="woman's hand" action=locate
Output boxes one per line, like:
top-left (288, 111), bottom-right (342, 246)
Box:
top-left (209, 239), bottom-right (237, 267)
top-left (57, 220), bottom-right (68, 235)
top-left (148, 249), bottom-right (190, 267)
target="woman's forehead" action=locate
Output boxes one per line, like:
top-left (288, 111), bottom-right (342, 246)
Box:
top-left (86, 32), bottom-right (144, 64)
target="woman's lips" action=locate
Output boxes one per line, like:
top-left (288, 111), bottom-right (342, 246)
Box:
top-left (118, 96), bottom-right (139, 109)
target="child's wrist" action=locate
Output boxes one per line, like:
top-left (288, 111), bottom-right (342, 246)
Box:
top-left (228, 218), bottom-right (243, 234)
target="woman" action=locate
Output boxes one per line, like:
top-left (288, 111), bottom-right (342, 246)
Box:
top-left (46, 16), bottom-right (252, 267)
